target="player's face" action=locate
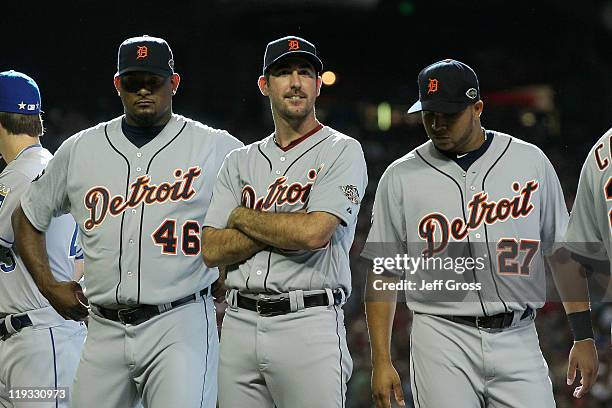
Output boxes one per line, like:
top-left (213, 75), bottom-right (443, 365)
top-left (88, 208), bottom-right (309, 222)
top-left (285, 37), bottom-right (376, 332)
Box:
top-left (421, 101), bottom-right (484, 154)
top-left (261, 57), bottom-right (321, 122)
top-left (114, 72), bottom-right (180, 127)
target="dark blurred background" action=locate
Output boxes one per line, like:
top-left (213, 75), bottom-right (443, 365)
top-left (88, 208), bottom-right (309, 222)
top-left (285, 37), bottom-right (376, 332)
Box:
top-left (4, 0), bottom-right (612, 406)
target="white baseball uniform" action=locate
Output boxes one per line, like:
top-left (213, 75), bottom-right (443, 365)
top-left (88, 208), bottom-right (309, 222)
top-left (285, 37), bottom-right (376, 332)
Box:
top-left (0, 144), bottom-right (86, 408)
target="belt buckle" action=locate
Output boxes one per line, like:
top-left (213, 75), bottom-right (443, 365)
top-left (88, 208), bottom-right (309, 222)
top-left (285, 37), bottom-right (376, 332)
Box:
top-left (116, 308), bottom-right (136, 325)
top-left (475, 316), bottom-right (495, 331)
top-left (256, 296), bottom-right (271, 316)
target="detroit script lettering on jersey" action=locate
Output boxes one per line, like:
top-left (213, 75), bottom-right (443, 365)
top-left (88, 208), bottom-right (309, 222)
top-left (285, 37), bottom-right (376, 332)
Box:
top-left (83, 166), bottom-right (202, 230)
top-left (241, 169), bottom-right (317, 211)
top-left (418, 180), bottom-right (539, 256)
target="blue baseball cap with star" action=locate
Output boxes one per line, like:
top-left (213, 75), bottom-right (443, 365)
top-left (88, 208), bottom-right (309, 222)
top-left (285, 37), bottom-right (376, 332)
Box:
top-left (0, 70), bottom-right (42, 115)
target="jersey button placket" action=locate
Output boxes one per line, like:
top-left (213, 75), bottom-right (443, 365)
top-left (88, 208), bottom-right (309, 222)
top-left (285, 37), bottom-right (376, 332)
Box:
top-left (466, 175), bottom-right (483, 244)
top-left (135, 152), bottom-right (143, 173)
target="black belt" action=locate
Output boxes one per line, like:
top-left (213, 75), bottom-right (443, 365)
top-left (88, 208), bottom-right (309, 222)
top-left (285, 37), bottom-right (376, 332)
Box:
top-left (94, 288), bottom-right (209, 326)
top-left (0, 314), bottom-right (33, 339)
top-left (236, 290), bottom-right (343, 317)
top-left (435, 308), bottom-right (534, 330)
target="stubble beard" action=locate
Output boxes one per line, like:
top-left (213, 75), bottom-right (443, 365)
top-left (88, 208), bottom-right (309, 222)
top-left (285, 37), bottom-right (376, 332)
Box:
top-left (273, 98), bottom-right (313, 124)
top-left (131, 111), bottom-right (157, 127)
top-left (450, 119), bottom-right (475, 154)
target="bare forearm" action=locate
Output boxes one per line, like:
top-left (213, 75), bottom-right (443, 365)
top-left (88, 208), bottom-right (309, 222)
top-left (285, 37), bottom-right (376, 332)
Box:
top-left (12, 205), bottom-right (57, 296)
top-left (365, 270), bottom-right (399, 365)
top-left (201, 227), bottom-right (266, 267)
top-left (229, 207), bottom-right (336, 251)
top-left (549, 251), bottom-right (590, 314)
top-left (366, 300), bottom-right (398, 364)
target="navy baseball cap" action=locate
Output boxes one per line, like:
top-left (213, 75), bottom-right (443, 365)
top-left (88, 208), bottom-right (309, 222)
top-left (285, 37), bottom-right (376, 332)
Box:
top-left (263, 36), bottom-right (323, 75)
top-left (408, 59), bottom-right (480, 114)
top-left (0, 70), bottom-right (42, 115)
top-left (116, 35), bottom-right (175, 77)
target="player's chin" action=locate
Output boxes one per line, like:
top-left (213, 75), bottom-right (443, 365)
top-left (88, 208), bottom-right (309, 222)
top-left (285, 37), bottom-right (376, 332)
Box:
top-left (132, 110), bottom-right (158, 127)
top-left (432, 139), bottom-right (454, 151)
top-left (281, 107), bottom-right (309, 120)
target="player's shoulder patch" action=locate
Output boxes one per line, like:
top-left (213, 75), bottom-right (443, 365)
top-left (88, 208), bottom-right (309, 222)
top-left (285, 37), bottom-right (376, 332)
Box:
top-left (0, 183), bottom-right (11, 210)
top-left (340, 184), bottom-right (360, 204)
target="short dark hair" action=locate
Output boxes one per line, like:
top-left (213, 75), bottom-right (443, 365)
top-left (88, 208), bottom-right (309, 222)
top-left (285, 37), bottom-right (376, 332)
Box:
top-left (0, 112), bottom-right (44, 137)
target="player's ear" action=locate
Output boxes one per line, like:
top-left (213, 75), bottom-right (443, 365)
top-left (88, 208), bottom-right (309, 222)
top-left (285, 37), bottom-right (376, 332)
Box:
top-left (474, 100), bottom-right (484, 118)
top-left (316, 75), bottom-right (322, 97)
top-left (113, 75), bottom-right (121, 96)
top-left (170, 73), bottom-right (181, 95)
top-left (258, 75), bottom-right (268, 96)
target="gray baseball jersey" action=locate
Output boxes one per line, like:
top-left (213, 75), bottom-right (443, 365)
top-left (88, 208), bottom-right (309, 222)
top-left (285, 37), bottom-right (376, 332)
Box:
top-left (20, 114), bottom-right (242, 307)
top-left (203, 125), bottom-right (368, 296)
top-left (208, 124), bottom-right (365, 408)
top-left (565, 127), bottom-right (612, 262)
top-left (362, 130), bottom-right (569, 316)
top-left (0, 144), bottom-right (86, 408)
top-left (0, 144), bottom-right (81, 314)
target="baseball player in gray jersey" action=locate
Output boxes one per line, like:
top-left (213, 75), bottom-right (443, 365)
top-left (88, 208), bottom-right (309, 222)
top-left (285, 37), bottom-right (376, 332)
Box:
top-left (11, 36), bottom-right (242, 408)
top-left (561, 127), bottom-right (612, 387)
top-left (0, 71), bottom-right (86, 408)
top-left (202, 36), bottom-right (367, 408)
top-left (565, 128), bottom-right (612, 261)
top-left (361, 59), bottom-right (597, 407)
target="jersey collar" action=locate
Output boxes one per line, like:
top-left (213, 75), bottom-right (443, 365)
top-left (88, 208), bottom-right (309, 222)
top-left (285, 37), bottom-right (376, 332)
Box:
top-left (14, 143), bottom-right (42, 161)
top-left (273, 123), bottom-right (324, 152)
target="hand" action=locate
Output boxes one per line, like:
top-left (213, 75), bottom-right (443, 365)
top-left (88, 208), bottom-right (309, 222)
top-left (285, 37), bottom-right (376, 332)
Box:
top-left (211, 270), bottom-right (227, 303)
top-left (371, 361), bottom-right (405, 408)
top-left (44, 281), bottom-right (89, 321)
top-left (567, 339), bottom-right (599, 398)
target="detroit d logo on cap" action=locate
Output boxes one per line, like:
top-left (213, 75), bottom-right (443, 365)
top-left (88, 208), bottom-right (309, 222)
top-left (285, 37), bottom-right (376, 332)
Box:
top-left (288, 40), bottom-right (300, 50)
top-left (137, 46), bottom-right (148, 59)
top-left (427, 78), bottom-right (439, 94)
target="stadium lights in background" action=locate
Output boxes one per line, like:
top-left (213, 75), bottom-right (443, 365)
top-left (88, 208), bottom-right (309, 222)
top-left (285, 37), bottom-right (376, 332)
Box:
top-left (357, 84), bottom-right (558, 133)
top-left (377, 102), bottom-right (392, 131)
top-left (398, 0), bottom-right (415, 16)
top-left (520, 112), bottom-right (537, 127)
top-left (321, 71), bottom-right (337, 86)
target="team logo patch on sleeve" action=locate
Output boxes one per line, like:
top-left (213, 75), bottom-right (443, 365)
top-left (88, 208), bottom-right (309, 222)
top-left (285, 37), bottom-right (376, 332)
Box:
top-left (340, 185), bottom-right (360, 204)
top-left (0, 184), bottom-right (11, 210)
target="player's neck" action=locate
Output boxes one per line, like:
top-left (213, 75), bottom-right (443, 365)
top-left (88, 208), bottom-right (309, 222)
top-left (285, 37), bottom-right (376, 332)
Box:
top-left (0, 134), bottom-right (41, 164)
top-left (455, 126), bottom-right (486, 155)
top-left (273, 114), bottom-right (320, 148)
